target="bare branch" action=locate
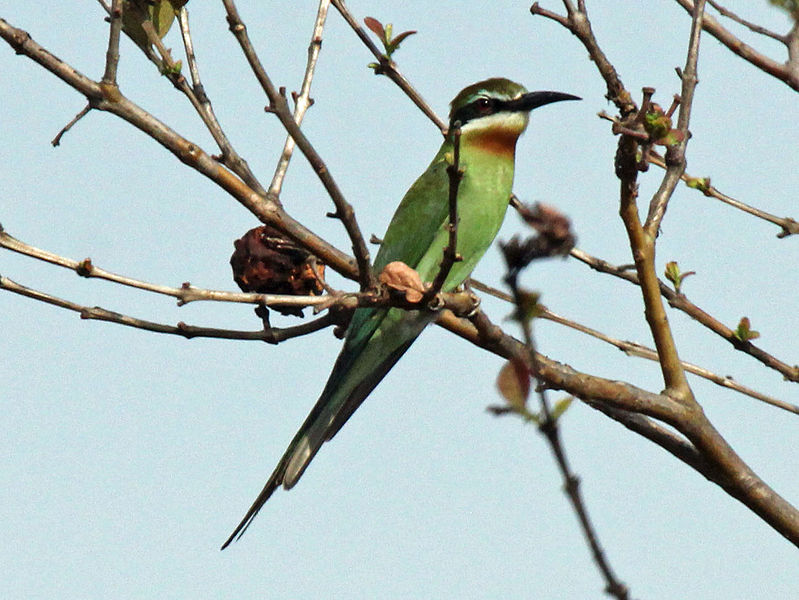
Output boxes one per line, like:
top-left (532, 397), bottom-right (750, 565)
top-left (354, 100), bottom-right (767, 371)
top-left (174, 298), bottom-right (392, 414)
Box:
top-left (101, 0), bottom-right (123, 86)
top-left (499, 253), bottom-right (630, 599)
top-left (585, 402), bottom-right (714, 477)
top-left (530, 2), bottom-right (635, 115)
top-left (423, 123), bottom-right (463, 301)
top-left (173, 6), bottom-right (268, 196)
top-left (469, 277), bottom-right (796, 413)
top-left (330, 0), bottom-right (448, 135)
top-left (541, 307), bottom-right (799, 415)
top-left (617, 114), bottom-right (692, 401)
top-left (0, 223), bottom-right (335, 309)
top-left (649, 150), bottom-right (799, 238)
top-left (439, 307), bottom-right (799, 547)
top-left (268, 0), bottom-right (330, 200)
top-left (570, 248), bottom-right (799, 383)
top-left (0, 17), bottom-right (358, 280)
top-left (51, 103), bottom-right (91, 147)
top-left (457, 310), bottom-right (685, 422)
top-left (674, 0), bottom-right (799, 91)
top-left (644, 1), bottom-right (705, 236)
top-left (707, 0), bottom-right (785, 42)
top-left (0, 273), bottom-right (338, 342)
top-left (221, 0), bottom-right (374, 291)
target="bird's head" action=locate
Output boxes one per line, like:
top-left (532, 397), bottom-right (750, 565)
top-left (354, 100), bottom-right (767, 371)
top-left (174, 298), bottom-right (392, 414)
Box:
top-left (448, 78), bottom-right (579, 156)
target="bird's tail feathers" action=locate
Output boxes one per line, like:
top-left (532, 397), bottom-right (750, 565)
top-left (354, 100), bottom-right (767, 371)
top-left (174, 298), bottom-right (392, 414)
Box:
top-left (220, 458), bottom-right (286, 549)
top-left (223, 308), bottom-right (429, 548)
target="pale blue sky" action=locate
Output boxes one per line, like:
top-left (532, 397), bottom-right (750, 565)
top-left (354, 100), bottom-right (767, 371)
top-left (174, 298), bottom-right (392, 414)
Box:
top-left (2, 2), bottom-right (797, 598)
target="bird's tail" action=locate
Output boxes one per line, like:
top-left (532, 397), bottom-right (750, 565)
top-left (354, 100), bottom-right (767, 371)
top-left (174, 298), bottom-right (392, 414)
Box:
top-left (221, 307), bottom-right (430, 549)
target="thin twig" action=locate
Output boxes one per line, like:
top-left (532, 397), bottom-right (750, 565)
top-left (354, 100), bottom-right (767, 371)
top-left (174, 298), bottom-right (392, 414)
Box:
top-left (51, 103), bottom-right (92, 146)
top-left (101, 0), bottom-right (123, 86)
top-left (644, 0), bottom-right (705, 236)
top-left (448, 307), bottom-right (799, 547)
top-left (423, 122), bottom-right (463, 301)
top-left (569, 247), bottom-right (799, 382)
top-left (530, 2), bottom-right (635, 115)
top-left (0, 224), bottom-right (479, 318)
top-left (541, 307), bottom-right (799, 415)
top-left (674, 0), bottom-right (799, 91)
top-left (268, 0), bottom-right (330, 200)
top-left (0, 274), bottom-right (336, 343)
top-left (0, 18), bottom-right (358, 279)
top-left (329, 0), bottom-right (448, 135)
top-left (99, 0), bottom-right (268, 196)
top-left (707, 0), bottom-right (785, 42)
top-left (0, 222), bottom-right (331, 309)
top-left (175, 6), bottom-right (267, 196)
top-left (500, 267), bottom-right (629, 600)
top-left (469, 278), bottom-right (797, 413)
top-left (648, 150), bottom-right (799, 238)
top-left (222, 0), bottom-right (374, 291)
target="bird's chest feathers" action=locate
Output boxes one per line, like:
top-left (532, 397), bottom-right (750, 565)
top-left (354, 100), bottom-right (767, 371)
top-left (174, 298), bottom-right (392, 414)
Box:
top-left (462, 128), bottom-right (520, 160)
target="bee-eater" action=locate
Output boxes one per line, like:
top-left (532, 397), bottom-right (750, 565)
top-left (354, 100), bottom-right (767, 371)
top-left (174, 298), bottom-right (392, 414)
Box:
top-left (222, 78), bottom-right (578, 548)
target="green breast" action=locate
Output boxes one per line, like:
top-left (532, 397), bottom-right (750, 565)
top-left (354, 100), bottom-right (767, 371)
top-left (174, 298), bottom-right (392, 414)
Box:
top-left (412, 143), bottom-right (515, 290)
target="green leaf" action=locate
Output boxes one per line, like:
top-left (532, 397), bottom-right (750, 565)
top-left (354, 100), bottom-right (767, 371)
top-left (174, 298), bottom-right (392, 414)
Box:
top-left (644, 105), bottom-right (671, 140)
top-left (664, 261), bottom-right (680, 285)
top-left (655, 128), bottom-right (685, 147)
top-left (733, 317), bottom-right (760, 342)
top-left (551, 396), bottom-right (573, 422)
top-left (685, 176), bottom-right (711, 195)
top-left (663, 260), bottom-right (695, 293)
top-left (496, 359), bottom-right (530, 410)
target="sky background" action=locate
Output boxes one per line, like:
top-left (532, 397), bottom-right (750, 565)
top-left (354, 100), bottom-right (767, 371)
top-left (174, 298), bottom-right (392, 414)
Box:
top-left (2, 1), bottom-right (798, 598)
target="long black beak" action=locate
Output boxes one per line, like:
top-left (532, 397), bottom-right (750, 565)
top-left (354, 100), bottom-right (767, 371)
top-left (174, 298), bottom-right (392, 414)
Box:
top-left (505, 91), bottom-right (581, 112)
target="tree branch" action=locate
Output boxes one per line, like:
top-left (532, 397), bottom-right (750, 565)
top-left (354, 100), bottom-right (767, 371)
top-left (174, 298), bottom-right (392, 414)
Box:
top-left (644, 0), bottom-right (705, 236)
top-left (648, 150), bottom-right (799, 238)
top-left (174, 5), bottom-right (267, 196)
top-left (100, 0), bottom-right (123, 87)
top-left (221, 0), bottom-right (374, 291)
top-left (499, 255), bottom-right (630, 599)
top-left (530, 2), bottom-right (635, 116)
top-left (570, 247), bottom-right (799, 383)
top-left (0, 273), bottom-right (337, 343)
top-left (267, 0), bottom-right (330, 201)
top-left (330, 0), bottom-right (448, 135)
top-left (438, 307), bottom-right (799, 547)
top-left (674, 0), bottom-right (799, 91)
top-left (0, 17), bottom-right (358, 281)
top-left (423, 123), bottom-right (463, 301)
top-left (707, 0), bottom-right (785, 42)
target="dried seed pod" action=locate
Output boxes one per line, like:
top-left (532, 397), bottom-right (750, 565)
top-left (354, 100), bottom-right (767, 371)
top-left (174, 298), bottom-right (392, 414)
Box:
top-left (230, 226), bottom-right (325, 317)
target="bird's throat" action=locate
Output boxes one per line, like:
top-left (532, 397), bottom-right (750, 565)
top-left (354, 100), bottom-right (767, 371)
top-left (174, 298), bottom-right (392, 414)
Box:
top-left (462, 128), bottom-right (520, 159)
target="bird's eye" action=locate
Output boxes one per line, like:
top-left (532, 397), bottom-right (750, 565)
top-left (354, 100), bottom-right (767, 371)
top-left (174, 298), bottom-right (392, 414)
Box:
top-left (475, 97), bottom-right (492, 112)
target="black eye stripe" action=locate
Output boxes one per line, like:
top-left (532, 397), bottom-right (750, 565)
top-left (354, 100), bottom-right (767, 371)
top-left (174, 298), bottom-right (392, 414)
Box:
top-left (451, 97), bottom-right (510, 127)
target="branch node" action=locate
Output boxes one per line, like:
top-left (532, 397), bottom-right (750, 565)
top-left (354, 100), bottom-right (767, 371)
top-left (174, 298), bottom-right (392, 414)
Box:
top-left (76, 258), bottom-right (94, 277)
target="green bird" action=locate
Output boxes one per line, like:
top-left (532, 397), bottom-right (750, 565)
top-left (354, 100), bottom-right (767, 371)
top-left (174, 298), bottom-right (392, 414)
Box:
top-left (222, 78), bottom-right (578, 548)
